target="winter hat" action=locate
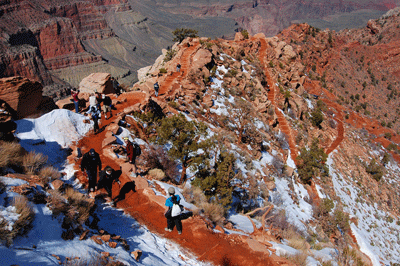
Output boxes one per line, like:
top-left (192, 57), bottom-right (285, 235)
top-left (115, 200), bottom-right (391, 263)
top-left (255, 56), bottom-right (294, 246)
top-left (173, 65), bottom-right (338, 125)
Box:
top-left (89, 148), bottom-right (95, 156)
top-left (168, 187), bottom-right (175, 195)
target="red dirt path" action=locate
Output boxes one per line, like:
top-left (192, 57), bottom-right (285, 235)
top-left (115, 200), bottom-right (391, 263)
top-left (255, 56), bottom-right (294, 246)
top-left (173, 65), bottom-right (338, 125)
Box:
top-left (71, 42), bottom-right (288, 265)
top-left (258, 37), bottom-right (299, 164)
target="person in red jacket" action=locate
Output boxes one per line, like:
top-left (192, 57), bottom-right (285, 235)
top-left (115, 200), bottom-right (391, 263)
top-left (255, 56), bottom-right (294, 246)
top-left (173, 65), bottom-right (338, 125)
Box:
top-left (124, 137), bottom-right (137, 177)
top-left (71, 88), bottom-right (79, 113)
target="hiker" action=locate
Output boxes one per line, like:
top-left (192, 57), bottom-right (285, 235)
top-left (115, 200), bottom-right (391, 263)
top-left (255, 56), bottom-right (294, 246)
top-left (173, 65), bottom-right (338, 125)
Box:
top-left (89, 93), bottom-right (97, 109)
top-left (81, 148), bottom-right (102, 192)
top-left (111, 77), bottom-right (122, 97)
top-left (102, 94), bottom-right (112, 119)
top-left (97, 166), bottom-right (121, 201)
top-left (164, 187), bottom-right (182, 234)
top-left (124, 137), bottom-right (140, 177)
top-left (176, 63), bottom-right (181, 72)
top-left (153, 82), bottom-right (159, 97)
top-left (118, 114), bottom-right (130, 128)
top-left (87, 106), bottom-right (101, 134)
top-left (71, 88), bottom-right (80, 113)
top-left (95, 92), bottom-right (102, 110)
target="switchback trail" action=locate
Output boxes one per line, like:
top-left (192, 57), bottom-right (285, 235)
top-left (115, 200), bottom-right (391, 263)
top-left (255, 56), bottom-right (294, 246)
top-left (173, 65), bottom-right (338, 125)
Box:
top-left (258, 37), bottom-right (298, 164)
top-left (70, 50), bottom-right (284, 265)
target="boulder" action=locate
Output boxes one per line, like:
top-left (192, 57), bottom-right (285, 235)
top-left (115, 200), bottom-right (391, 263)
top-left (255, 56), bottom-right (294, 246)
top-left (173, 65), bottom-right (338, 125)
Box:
top-left (109, 241), bottom-right (117, 248)
top-left (78, 73), bottom-right (114, 94)
top-left (100, 234), bottom-right (111, 242)
top-left (0, 76), bottom-right (44, 119)
top-left (131, 250), bottom-right (143, 261)
top-left (102, 135), bottom-right (117, 148)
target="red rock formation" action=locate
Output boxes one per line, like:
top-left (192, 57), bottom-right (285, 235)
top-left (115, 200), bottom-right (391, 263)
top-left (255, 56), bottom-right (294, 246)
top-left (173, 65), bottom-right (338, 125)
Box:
top-left (0, 76), bottom-right (44, 119)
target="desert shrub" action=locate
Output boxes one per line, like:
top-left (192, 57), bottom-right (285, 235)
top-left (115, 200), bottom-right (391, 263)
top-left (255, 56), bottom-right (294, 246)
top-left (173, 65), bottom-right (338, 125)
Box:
top-left (148, 168), bottom-right (166, 180)
top-left (199, 202), bottom-right (225, 225)
top-left (0, 141), bottom-right (25, 171)
top-left (310, 108), bottom-right (324, 128)
top-left (333, 208), bottom-right (350, 233)
top-left (192, 151), bottom-right (235, 209)
top-left (64, 187), bottom-right (95, 225)
top-left (154, 113), bottom-right (209, 183)
top-left (314, 198), bottom-right (334, 217)
top-left (47, 190), bottom-right (68, 218)
top-left (272, 156), bottom-right (285, 176)
top-left (283, 252), bottom-right (308, 266)
top-left (277, 133), bottom-right (289, 150)
top-left (22, 151), bottom-right (47, 175)
top-left (328, 119), bottom-right (336, 129)
top-left (0, 214), bottom-right (13, 246)
top-left (172, 28), bottom-right (198, 43)
top-left (0, 196), bottom-right (37, 246)
top-left (163, 48), bottom-right (176, 62)
top-left (159, 68), bottom-right (167, 74)
top-left (296, 138), bottom-right (328, 184)
top-left (334, 240), bottom-right (365, 266)
top-left (365, 159), bottom-right (384, 181)
top-left (381, 152), bottom-right (391, 166)
top-left (38, 166), bottom-right (61, 183)
top-left (138, 144), bottom-right (179, 180)
top-left (182, 186), bottom-right (207, 206)
top-left (241, 29), bottom-right (249, 39)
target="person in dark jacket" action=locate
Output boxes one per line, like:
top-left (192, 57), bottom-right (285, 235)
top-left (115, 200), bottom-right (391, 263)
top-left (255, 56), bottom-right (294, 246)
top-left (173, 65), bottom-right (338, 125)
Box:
top-left (111, 77), bottom-right (122, 97)
top-left (164, 187), bottom-right (182, 234)
top-left (124, 137), bottom-right (137, 177)
top-left (97, 166), bottom-right (121, 199)
top-left (101, 94), bottom-right (112, 119)
top-left (81, 148), bottom-right (102, 192)
top-left (87, 106), bottom-right (101, 134)
top-left (153, 82), bottom-right (159, 97)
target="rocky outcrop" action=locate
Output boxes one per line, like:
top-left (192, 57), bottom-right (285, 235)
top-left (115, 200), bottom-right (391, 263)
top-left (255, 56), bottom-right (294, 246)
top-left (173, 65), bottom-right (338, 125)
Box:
top-left (0, 76), bottom-right (44, 119)
top-left (78, 73), bottom-right (114, 94)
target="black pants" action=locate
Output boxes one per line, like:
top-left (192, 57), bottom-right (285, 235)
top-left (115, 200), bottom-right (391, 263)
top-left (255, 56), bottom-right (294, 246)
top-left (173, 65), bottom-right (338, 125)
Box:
top-left (87, 169), bottom-right (97, 191)
top-left (167, 215), bottom-right (182, 232)
top-left (93, 118), bottom-right (99, 133)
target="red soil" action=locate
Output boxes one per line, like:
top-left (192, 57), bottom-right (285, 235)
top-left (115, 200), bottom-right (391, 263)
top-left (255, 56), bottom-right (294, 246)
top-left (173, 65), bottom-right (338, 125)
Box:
top-left (258, 37), bottom-right (298, 164)
top-left (70, 43), bottom-right (288, 265)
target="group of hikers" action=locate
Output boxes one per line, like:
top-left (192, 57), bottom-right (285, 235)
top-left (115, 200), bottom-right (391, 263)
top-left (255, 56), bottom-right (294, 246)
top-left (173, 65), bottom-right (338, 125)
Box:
top-left (75, 74), bottom-right (186, 234)
top-left (80, 135), bottom-right (140, 205)
top-left (80, 143), bottom-right (184, 234)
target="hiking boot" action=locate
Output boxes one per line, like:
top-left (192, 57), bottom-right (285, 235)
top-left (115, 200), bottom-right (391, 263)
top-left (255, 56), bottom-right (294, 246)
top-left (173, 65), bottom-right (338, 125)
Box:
top-left (178, 231), bottom-right (182, 235)
top-left (165, 228), bottom-right (172, 232)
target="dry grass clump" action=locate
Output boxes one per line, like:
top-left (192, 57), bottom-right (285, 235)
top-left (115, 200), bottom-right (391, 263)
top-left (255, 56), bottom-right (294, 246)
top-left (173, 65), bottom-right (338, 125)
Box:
top-left (0, 214), bottom-right (12, 246)
top-left (47, 190), bottom-right (68, 217)
top-left (283, 252), bottom-right (308, 266)
top-left (182, 186), bottom-right (224, 225)
top-left (182, 186), bottom-right (206, 205)
top-left (0, 141), bottom-right (24, 171)
top-left (13, 196), bottom-right (36, 236)
top-left (199, 202), bottom-right (225, 225)
top-left (0, 196), bottom-right (36, 246)
top-left (38, 166), bottom-right (61, 183)
top-left (148, 168), bottom-right (166, 181)
top-left (23, 151), bottom-right (48, 174)
top-left (64, 187), bottom-right (95, 225)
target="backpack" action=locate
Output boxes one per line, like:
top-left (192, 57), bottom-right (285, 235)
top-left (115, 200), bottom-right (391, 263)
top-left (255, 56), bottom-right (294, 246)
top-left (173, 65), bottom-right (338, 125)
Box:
top-left (134, 143), bottom-right (141, 156)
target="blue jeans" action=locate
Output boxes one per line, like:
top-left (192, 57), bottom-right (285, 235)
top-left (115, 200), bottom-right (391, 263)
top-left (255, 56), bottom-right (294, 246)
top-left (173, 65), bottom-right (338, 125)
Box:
top-left (74, 101), bottom-right (79, 113)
